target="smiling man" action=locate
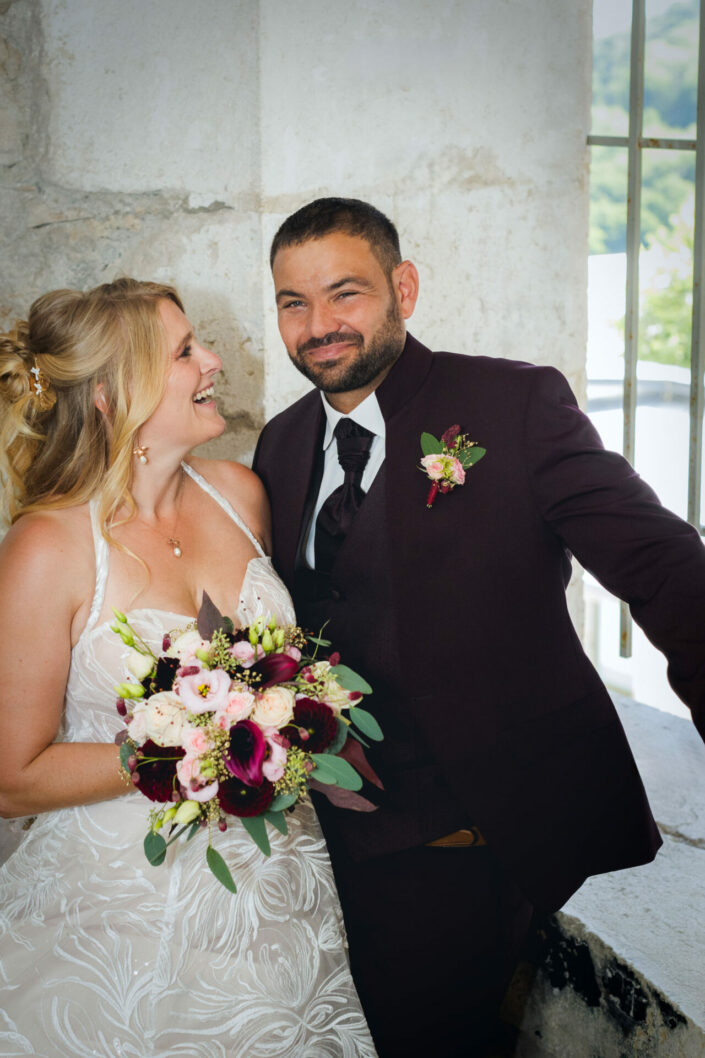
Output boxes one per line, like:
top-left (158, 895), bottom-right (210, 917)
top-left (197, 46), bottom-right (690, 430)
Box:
top-left (253, 197), bottom-right (705, 1057)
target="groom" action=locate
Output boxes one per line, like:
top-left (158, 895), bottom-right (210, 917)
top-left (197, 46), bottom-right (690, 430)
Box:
top-left (253, 198), bottom-right (705, 1056)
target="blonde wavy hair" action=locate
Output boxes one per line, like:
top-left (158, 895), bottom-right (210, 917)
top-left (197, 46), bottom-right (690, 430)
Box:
top-left (0, 277), bottom-right (184, 537)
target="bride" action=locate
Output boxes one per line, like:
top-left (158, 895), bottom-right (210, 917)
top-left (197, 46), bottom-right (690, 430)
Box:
top-left (0, 278), bottom-right (377, 1057)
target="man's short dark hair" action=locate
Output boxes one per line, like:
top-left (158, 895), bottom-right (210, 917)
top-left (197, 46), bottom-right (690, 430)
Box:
top-left (270, 197), bottom-right (402, 276)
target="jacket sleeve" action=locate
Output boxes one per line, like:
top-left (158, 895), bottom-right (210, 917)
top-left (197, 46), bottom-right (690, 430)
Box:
top-left (524, 365), bottom-right (705, 740)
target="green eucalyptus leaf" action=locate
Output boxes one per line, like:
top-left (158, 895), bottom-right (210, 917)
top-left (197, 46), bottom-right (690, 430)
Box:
top-left (348, 706), bottom-right (384, 741)
top-left (459, 446), bottom-right (486, 467)
top-left (269, 791), bottom-right (298, 812)
top-left (186, 819), bottom-right (200, 842)
top-left (310, 754), bottom-right (363, 791)
top-left (327, 717), bottom-right (349, 755)
top-left (329, 664), bottom-right (372, 694)
top-left (264, 810), bottom-right (288, 836)
top-left (240, 815), bottom-right (271, 857)
top-left (421, 432), bottom-right (442, 456)
top-left (119, 741), bottom-right (133, 773)
top-left (206, 845), bottom-right (237, 894)
top-left (307, 634), bottom-right (332, 648)
top-left (144, 830), bottom-right (167, 866)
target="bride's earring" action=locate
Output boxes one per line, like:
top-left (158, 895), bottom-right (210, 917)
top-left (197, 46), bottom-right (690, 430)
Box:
top-left (133, 441), bottom-right (149, 465)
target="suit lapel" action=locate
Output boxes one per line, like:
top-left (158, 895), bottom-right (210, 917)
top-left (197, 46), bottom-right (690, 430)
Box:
top-left (272, 395), bottom-right (325, 586)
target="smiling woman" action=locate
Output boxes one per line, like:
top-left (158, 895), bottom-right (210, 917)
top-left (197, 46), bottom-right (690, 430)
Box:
top-left (0, 278), bottom-right (377, 1057)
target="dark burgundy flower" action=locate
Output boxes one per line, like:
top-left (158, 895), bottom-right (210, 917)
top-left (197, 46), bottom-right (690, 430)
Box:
top-left (217, 776), bottom-right (274, 817)
top-left (287, 698), bottom-right (337, 753)
top-left (250, 652), bottom-right (299, 688)
top-left (148, 656), bottom-right (180, 693)
top-left (441, 424), bottom-right (461, 445)
top-left (225, 720), bottom-right (266, 786)
top-left (133, 740), bottom-right (185, 802)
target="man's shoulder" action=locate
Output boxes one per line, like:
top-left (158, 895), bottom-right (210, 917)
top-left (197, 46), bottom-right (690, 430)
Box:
top-left (432, 347), bottom-right (562, 383)
top-left (425, 347), bottom-right (572, 403)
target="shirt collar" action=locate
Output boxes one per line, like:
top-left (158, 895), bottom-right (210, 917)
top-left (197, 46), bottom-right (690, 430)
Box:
top-left (320, 390), bottom-right (386, 451)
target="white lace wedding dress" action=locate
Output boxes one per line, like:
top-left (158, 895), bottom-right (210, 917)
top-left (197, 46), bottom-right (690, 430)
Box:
top-left (0, 465), bottom-right (376, 1058)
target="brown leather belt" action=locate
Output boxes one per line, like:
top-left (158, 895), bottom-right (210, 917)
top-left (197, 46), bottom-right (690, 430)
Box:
top-left (426, 826), bottom-right (486, 848)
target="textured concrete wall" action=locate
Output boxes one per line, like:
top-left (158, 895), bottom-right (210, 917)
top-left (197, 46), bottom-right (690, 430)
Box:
top-left (1, 0), bottom-right (264, 459)
top-left (0, 0), bottom-right (591, 461)
top-left (259, 0), bottom-right (592, 417)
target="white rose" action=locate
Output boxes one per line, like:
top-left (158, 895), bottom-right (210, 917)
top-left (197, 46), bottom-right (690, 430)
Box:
top-left (309, 661), bottom-right (351, 715)
top-left (132, 691), bottom-right (187, 747)
top-left (166, 629), bottom-right (210, 663)
top-left (250, 686), bottom-right (295, 730)
top-left (125, 647), bottom-right (155, 682)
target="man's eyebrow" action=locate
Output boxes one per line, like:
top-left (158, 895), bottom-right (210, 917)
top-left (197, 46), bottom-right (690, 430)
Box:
top-left (275, 288), bottom-right (302, 303)
top-left (275, 275), bottom-right (374, 304)
top-left (328, 275), bottom-right (373, 291)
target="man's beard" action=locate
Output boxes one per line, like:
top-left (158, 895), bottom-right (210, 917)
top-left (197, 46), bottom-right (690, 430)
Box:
top-left (288, 301), bottom-right (405, 394)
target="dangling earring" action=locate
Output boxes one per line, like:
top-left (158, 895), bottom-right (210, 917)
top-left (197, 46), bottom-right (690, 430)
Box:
top-left (133, 441), bottom-right (149, 465)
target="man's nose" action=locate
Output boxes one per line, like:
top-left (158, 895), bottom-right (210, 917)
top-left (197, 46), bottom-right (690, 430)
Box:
top-left (307, 299), bottom-right (339, 338)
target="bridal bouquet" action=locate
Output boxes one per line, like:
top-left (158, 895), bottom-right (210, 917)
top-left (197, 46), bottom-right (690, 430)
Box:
top-left (112, 594), bottom-right (382, 893)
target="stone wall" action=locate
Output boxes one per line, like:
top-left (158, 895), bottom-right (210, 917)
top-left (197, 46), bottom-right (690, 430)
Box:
top-left (1, 0), bottom-right (592, 457)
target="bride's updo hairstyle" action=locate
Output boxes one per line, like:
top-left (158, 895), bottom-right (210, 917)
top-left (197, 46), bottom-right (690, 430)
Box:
top-left (0, 277), bottom-right (184, 531)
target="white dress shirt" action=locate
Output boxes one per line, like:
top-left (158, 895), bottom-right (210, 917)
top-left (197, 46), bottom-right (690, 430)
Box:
top-left (304, 390), bottom-right (386, 568)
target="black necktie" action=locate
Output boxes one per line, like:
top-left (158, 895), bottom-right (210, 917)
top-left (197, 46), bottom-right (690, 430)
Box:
top-left (314, 418), bottom-right (374, 573)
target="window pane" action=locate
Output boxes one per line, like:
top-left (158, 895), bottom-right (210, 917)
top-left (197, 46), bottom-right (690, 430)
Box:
top-left (592, 0), bottom-right (632, 137)
top-left (643, 0), bottom-right (699, 140)
top-left (637, 148), bottom-right (695, 519)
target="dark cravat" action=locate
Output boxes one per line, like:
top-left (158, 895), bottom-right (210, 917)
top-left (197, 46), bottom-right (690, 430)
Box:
top-left (314, 418), bottom-right (374, 573)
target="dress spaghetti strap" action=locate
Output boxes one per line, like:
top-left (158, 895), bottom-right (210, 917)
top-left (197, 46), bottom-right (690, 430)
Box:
top-left (181, 462), bottom-right (265, 557)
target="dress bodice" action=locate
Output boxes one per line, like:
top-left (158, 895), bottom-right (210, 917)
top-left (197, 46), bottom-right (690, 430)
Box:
top-left (65, 461), bottom-right (296, 744)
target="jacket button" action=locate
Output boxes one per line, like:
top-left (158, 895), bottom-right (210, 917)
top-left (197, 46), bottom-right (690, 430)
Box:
top-left (330, 587), bottom-right (344, 601)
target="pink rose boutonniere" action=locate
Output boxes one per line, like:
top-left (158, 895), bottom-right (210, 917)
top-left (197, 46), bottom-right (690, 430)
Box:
top-left (419, 424), bottom-right (486, 508)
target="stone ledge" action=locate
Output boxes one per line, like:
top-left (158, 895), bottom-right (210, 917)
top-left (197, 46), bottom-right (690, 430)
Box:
top-left (502, 695), bottom-right (705, 1056)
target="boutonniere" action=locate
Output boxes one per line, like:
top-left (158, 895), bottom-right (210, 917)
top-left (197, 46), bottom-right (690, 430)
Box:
top-left (419, 424), bottom-right (486, 508)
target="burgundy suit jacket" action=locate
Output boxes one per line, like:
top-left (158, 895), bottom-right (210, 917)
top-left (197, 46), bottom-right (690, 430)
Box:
top-left (254, 334), bottom-right (705, 911)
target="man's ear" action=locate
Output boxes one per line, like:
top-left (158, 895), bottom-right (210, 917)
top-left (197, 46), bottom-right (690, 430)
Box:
top-left (392, 260), bottom-right (419, 320)
top-left (94, 382), bottom-right (109, 416)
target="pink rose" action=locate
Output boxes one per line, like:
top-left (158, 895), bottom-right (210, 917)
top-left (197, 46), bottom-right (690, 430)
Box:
top-left (262, 729), bottom-right (288, 782)
top-left (181, 724), bottom-right (210, 755)
top-left (283, 645), bottom-right (302, 663)
top-left (213, 687), bottom-right (256, 730)
top-left (230, 641), bottom-right (265, 668)
top-left (186, 779), bottom-right (219, 803)
top-left (420, 455), bottom-right (445, 480)
top-left (176, 752), bottom-right (203, 787)
top-left (177, 668), bottom-right (231, 714)
top-left (177, 753), bottom-right (219, 802)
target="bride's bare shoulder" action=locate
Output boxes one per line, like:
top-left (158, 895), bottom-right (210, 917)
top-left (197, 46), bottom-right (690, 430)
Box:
top-left (186, 458), bottom-right (272, 552)
top-left (0, 505), bottom-right (94, 608)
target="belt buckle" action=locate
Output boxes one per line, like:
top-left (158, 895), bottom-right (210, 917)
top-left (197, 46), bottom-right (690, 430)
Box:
top-left (426, 826), bottom-right (486, 848)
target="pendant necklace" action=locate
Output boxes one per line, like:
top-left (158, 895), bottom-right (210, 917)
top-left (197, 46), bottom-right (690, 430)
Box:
top-left (167, 469), bottom-right (185, 558)
top-left (139, 468), bottom-right (186, 558)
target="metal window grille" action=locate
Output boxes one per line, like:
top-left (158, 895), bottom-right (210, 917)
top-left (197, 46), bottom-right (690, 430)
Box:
top-left (588, 0), bottom-right (705, 656)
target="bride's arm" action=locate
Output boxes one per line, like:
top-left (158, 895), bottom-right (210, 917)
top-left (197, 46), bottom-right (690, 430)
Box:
top-left (0, 511), bottom-right (129, 818)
